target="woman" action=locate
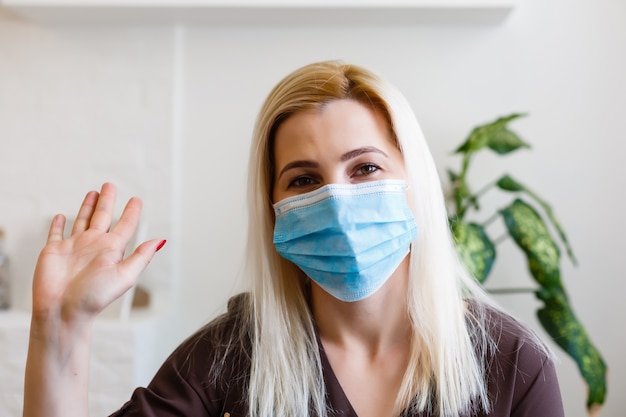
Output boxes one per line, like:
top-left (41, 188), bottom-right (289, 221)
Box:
top-left (23, 61), bottom-right (564, 417)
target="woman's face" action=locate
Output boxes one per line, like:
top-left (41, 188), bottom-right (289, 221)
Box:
top-left (272, 99), bottom-right (407, 203)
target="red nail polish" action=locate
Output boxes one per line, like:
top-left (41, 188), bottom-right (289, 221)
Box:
top-left (156, 240), bottom-right (167, 252)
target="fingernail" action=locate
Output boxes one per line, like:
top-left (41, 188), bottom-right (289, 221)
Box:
top-left (156, 240), bottom-right (167, 252)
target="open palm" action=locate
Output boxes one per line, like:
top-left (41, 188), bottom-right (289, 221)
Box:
top-left (32, 183), bottom-right (163, 322)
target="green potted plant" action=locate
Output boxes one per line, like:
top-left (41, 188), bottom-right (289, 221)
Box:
top-left (447, 113), bottom-right (607, 415)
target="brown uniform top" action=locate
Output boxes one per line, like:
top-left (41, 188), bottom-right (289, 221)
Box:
top-left (110, 295), bottom-right (564, 417)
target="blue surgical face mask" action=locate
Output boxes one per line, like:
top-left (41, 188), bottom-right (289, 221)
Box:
top-left (273, 179), bottom-right (417, 302)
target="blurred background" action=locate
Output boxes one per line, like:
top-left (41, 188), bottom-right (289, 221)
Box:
top-left (0, 0), bottom-right (623, 416)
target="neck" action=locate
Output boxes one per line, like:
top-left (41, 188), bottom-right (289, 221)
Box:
top-left (311, 257), bottom-right (412, 354)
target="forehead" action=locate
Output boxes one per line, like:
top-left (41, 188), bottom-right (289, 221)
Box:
top-left (273, 99), bottom-right (396, 160)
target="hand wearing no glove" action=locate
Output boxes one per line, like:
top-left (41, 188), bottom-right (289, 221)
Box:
top-left (31, 182), bottom-right (165, 325)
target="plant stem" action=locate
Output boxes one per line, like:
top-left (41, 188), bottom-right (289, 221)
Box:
top-left (482, 211), bottom-right (500, 228)
top-left (493, 233), bottom-right (510, 245)
top-left (459, 180), bottom-right (498, 217)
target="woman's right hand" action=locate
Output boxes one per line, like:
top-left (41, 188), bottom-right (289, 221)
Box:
top-left (24, 183), bottom-right (165, 417)
top-left (31, 182), bottom-right (165, 325)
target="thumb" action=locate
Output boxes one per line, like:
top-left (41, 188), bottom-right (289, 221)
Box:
top-left (119, 239), bottom-right (167, 280)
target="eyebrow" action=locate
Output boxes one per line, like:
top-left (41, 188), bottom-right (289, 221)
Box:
top-left (340, 146), bottom-right (388, 161)
top-left (277, 146), bottom-right (389, 180)
top-left (277, 160), bottom-right (319, 180)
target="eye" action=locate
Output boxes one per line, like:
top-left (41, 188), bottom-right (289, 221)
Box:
top-left (355, 163), bottom-right (380, 176)
top-left (288, 175), bottom-right (318, 189)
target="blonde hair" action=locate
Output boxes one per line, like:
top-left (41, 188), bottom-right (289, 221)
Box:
top-left (243, 60), bottom-right (500, 416)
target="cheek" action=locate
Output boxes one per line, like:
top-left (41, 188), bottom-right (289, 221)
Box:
top-left (271, 177), bottom-right (290, 204)
top-left (401, 165), bottom-right (418, 219)
top-left (406, 188), bottom-right (417, 217)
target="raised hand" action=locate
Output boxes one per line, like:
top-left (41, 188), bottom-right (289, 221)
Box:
top-left (31, 182), bottom-right (165, 323)
top-left (24, 183), bottom-right (166, 417)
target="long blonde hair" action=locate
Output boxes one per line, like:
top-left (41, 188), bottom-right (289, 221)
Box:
top-left (243, 60), bottom-right (498, 416)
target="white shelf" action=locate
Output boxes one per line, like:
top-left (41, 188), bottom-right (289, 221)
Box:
top-left (1, 0), bottom-right (515, 24)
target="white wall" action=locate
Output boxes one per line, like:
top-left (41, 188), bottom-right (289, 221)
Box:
top-left (0, 1), bottom-right (624, 416)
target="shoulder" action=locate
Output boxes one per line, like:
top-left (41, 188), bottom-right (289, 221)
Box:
top-left (481, 304), bottom-right (552, 371)
top-left (111, 293), bottom-right (252, 417)
top-left (474, 304), bottom-right (564, 417)
top-left (169, 292), bottom-right (252, 382)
